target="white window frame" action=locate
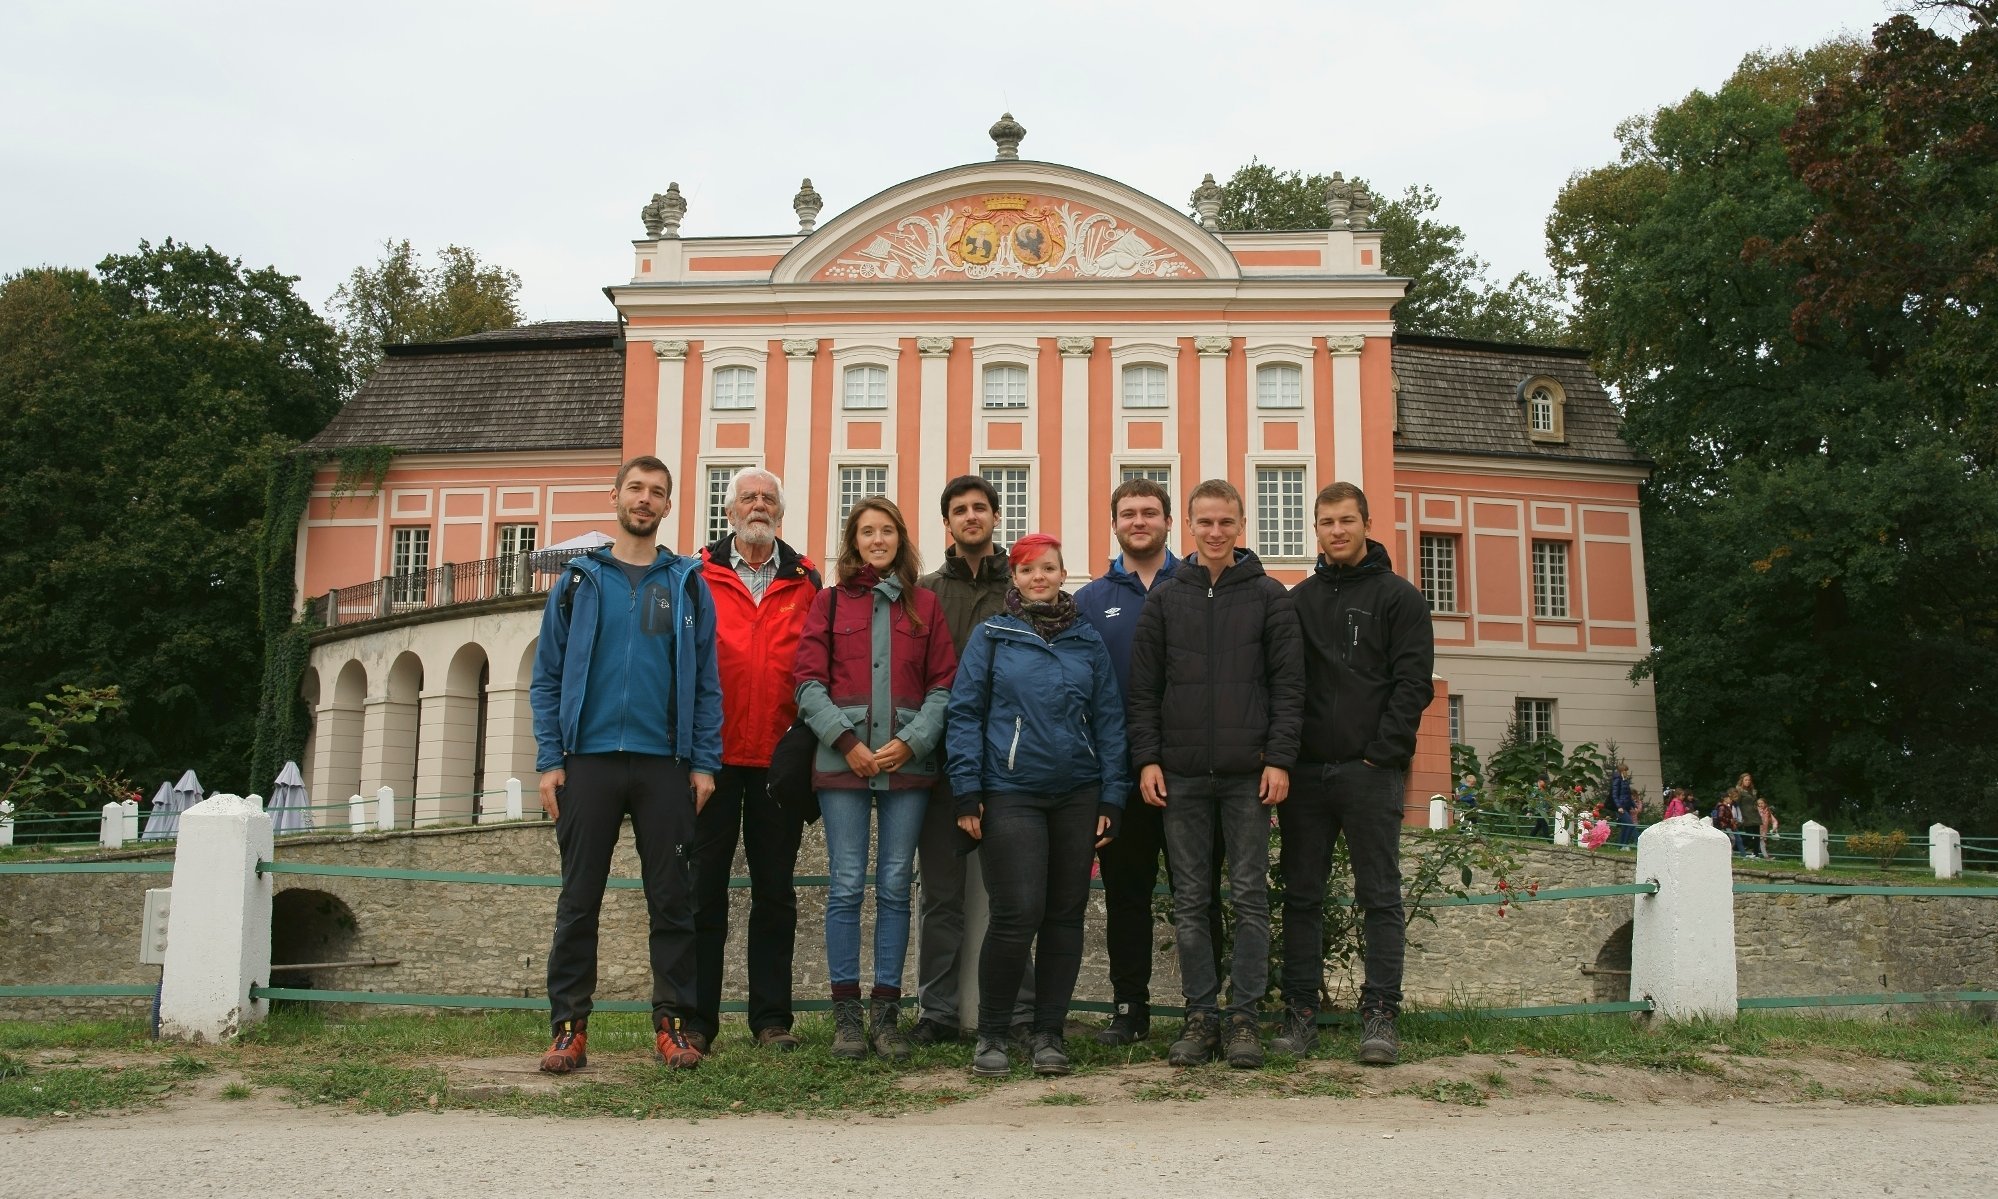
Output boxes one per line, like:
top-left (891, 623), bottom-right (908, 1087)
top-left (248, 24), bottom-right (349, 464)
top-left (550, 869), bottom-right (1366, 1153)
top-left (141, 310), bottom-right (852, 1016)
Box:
top-left (835, 464), bottom-right (890, 533)
top-left (1253, 464), bottom-right (1308, 561)
top-left (705, 464), bottom-right (751, 547)
top-left (1448, 694), bottom-right (1464, 745)
top-left (1109, 341), bottom-right (1179, 414)
top-left (1119, 464), bottom-right (1172, 487)
top-left (980, 362), bottom-right (1029, 410)
top-left (832, 343), bottom-right (899, 413)
top-left (390, 526), bottom-right (430, 606)
top-left (1532, 539), bottom-right (1570, 619)
top-left (978, 462), bottom-right (1032, 547)
top-left (1120, 362), bottom-right (1169, 410)
top-left (1419, 532), bottom-right (1459, 613)
top-left (1516, 698), bottom-right (1556, 744)
top-left (971, 341), bottom-right (1038, 413)
top-left (1520, 375), bottom-right (1567, 443)
top-left (841, 363), bottom-right (889, 411)
top-left (1255, 362), bottom-right (1304, 410)
top-left (704, 346), bottom-right (765, 411)
top-left (1244, 342), bottom-right (1314, 414)
top-left (496, 523), bottom-right (538, 558)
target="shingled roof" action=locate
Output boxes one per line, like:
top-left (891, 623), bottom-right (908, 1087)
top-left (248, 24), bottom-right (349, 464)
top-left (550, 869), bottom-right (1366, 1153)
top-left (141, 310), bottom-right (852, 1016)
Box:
top-left (1392, 334), bottom-right (1646, 468)
top-left (304, 321), bottom-right (624, 454)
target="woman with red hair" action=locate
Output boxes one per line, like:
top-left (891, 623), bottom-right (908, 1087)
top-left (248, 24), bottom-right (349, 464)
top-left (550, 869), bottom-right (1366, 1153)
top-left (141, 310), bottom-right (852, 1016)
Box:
top-left (944, 533), bottom-right (1129, 1078)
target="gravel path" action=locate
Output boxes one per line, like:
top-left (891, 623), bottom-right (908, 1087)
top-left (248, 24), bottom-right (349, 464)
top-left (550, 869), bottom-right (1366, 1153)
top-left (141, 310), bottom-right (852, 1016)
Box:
top-left (5, 1094), bottom-right (1994, 1198)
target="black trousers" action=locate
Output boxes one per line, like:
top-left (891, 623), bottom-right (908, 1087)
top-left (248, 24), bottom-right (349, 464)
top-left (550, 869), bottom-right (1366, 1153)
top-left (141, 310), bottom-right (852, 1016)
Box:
top-left (1095, 794), bottom-right (1224, 1010)
top-left (1277, 761), bottom-right (1407, 1014)
top-left (977, 788), bottom-right (1098, 1037)
top-left (546, 752), bottom-right (696, 1034)
top-left (690, 763), bottom-right (804, 1040)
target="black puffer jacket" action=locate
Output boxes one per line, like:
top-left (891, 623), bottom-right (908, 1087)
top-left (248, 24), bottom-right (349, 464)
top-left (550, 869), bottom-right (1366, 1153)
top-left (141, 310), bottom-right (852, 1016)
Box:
top-left (1127, 548), bottom-right (1304, 777)
top-left (1292, 539), bottom-right (1435, 768)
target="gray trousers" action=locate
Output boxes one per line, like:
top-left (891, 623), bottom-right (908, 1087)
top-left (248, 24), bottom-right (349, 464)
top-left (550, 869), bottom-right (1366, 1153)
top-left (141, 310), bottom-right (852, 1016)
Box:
top-left (915, 776), bottom-right (1034, 1028)
top-left (1161, 772), bottom-right (1270, 1019)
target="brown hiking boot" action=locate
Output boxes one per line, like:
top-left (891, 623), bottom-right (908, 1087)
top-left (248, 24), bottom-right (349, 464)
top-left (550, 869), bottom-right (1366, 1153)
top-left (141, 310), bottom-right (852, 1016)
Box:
top-left (754, 1026), bottom-right (802, 1051)
top-left (870, 998), bottom-right (913, 1063)
top-left (539, 1022), bottom-right (587, 1074)
top-left (655, 1019), bottom-right (704, 1070)
top-left (830, 998), bottom-right (867, 1061)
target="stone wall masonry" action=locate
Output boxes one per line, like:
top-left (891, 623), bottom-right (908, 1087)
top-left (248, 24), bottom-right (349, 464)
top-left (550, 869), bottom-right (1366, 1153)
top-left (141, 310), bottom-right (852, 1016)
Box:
top-left (4, 823), bottom-right (1994, 1023)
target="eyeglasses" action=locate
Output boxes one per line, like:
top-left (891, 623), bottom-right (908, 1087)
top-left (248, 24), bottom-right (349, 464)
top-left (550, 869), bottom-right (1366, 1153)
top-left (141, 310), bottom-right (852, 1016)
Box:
top-left (735, 491), bottom-right (779, 507)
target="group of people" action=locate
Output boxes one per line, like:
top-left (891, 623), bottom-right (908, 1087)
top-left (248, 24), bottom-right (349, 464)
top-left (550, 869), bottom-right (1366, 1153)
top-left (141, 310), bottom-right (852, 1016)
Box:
top-left (527, 456), bottom-right (1434, 1078)
top-left (1656, 773), bottom-right (1779, 858)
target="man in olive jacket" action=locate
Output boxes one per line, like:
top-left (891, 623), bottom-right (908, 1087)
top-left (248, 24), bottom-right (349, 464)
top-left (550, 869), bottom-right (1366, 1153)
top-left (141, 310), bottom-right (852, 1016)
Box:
top-left (1128, 478), bottom-right (1303, 1070)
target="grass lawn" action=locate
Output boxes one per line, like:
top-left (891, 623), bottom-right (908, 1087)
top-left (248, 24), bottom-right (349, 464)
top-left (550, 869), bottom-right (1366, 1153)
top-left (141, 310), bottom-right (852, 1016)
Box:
top-left (2, 1005), bottom-right (1993, 1120)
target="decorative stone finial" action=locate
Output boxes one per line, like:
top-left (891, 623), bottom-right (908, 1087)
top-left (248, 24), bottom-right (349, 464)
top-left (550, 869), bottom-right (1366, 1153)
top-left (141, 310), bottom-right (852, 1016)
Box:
top-left (793, 178), bottom-right (824, 234)
top-left (1347, 179), bottom-right (1375, 230)
top-left (989, 112), bottom-right (1026, 161)
top-left (1323, 172), bottom-right (1351, 229)
top-left (1191, 173), bottom-right (1224, 231)
top-left (642, 183), bottom-right (686, 240)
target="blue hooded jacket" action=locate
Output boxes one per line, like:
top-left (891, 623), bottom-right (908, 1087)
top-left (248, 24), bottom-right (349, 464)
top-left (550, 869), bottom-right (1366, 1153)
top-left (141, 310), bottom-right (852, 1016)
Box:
top-left (944, 613), bottom-right (1130, 814)
top-left (1074, 550), bottom-right (1180, 702)
top-left (530, 547), bottom-right (723, 775)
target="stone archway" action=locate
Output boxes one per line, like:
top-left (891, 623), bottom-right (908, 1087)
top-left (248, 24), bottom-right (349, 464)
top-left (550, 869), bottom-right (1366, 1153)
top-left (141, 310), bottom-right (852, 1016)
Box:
top-left (415, 641), bottom-right (489, 825)
top-left (1590, 920), bottom-right (1634, 1003)
top-left (363, 651), bottom-right (423, 826)
top-left (312, 659), bottom-right (368, 822)
top-left (269, 888), bottom-right (359, 990)
top-left (476, 637), bottom-right (541, 820)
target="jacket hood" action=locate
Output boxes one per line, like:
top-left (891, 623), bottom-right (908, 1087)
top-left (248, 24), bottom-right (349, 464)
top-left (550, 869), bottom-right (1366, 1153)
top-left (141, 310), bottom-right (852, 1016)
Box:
top-left (1312, 538), bottom-right (1394, 583)
top-left (702, 532), bottom-right (815, 583)
top-left (1173, 546), bottom-right (1267, 588)
top-left (938, 543), bottom-right (1009, 584)
top-left (581, 544), bottom-right (679, 575)
top-left (1100, 549), bottom-right (1181, 591)
top-left (980, 610), bottom-right (1103, 646)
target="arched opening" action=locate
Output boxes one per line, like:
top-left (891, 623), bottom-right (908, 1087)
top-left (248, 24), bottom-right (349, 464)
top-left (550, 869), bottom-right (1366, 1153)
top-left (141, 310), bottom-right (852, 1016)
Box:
top-left (313, 659), bottom-right (368, 824)
top-left (417, 641), bottom-right (489, 825)
top-left (296, 666), bottom-right (320, 805)
top-left (269, 888), bottom-right (359, 989)
top-left (378, 651), bottom-right (423, 826)
top-left (1590, 920), bottom-right (1633, 1003)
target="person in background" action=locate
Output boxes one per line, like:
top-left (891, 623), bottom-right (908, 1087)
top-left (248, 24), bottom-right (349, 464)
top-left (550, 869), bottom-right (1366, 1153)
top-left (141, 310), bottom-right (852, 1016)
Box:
top-left (1756, 795), bottom-right (1780, 860)
top-left (1663, 786), bottom-right (1690, 820)
top-left (1610, 763), bottom-right (1637, 848)
top-left (792, 497), bottom-right (956, 1063)
top-left (690, 467), bottom-right (820, 1054)
top-left (946, 533), bottom-right (1129, 1078)
top-left (1455, 772), bottom-right (1480, 811)
top-left (1726, 773), bottom-right (1761, 858)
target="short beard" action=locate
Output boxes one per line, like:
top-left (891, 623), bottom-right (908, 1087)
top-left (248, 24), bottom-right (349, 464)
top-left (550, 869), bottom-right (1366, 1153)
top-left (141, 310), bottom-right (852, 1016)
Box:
top-left (1115, 529), bottom-right (1163, 558)
top-left (733, 518), bottom-right (776, 549)
top-left (618, 507), bottom-right (659, 538)
top-left (954, 526), bottom-right (993, 553)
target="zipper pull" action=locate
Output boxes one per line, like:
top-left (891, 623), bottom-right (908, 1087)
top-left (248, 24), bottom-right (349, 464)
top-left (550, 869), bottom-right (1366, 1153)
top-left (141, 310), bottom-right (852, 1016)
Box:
top-left (1207, 587), bottom-right (1214, 599)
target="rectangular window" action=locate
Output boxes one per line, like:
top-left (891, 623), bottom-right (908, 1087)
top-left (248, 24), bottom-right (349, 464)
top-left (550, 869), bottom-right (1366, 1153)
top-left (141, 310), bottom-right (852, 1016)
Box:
top-left (497, 524), bottom-right (538, 557)
top-left (1120, 464), bottom-right (1171, 487)
top-left (1256, 363), bottom-right (1302, 409)
top-left (982, 364), bottom-right (1028, 409)
top-left (979, 465), bottom-right (1030, 545)
top-left (707, 465), bottom-right (748, 546)
top-left (1121, 363), bottom-right (1167, 409)
top-left (1255, 466), bottom-right (1306, 559)
top-left (1448, 694), bottom-right (1464, 745)
top-left (1532, 540), bottom-right (1570, 618)
top-left (843, 364), bottom-right (888, 410)
top-left (1516, 698), bottom-right (1555, 744)
top-left (837, 465), bottom-right (889, 531)
top-left (1419, 533), bottom-right (1458, 612)
top-left (1529, 386), bottom-right (1556, 434)
top-left (390, 527), bottom-right (430, 606)
top-left (713, 365), bottom-right (757, 410)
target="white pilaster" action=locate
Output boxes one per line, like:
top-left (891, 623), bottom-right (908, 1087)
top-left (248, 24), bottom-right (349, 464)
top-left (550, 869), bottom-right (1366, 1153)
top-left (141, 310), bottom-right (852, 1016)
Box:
top-left (783, 339), bottom-right (818, 557)
top-left (916, 337), bottom-right (953, 568)
top-left (653, 339), bottom-right (689, 469)
top-left (1195, 336), bottom-right (1230, 487)
top-left (1058, 336), bottom-right (1093, 572)
top-left (1329, 335), bottom-right (1366, 489)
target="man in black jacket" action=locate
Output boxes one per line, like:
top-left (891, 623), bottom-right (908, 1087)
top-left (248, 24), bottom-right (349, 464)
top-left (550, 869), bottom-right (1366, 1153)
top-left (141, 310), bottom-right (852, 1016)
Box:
top-left (1273, 482), bottom-right (1434, 1066)
top-left (1128, 479), bottom-right (1303, 1069)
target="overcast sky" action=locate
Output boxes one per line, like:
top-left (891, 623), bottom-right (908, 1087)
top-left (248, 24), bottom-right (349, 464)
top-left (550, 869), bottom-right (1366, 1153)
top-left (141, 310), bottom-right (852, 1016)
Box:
top-left (4, 1), bottom-right (1907, 325)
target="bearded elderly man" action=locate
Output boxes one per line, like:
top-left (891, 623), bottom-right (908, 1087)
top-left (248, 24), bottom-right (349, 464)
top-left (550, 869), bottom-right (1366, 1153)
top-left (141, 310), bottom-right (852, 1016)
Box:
top-left (690, 467), bottom-right (823, 1053)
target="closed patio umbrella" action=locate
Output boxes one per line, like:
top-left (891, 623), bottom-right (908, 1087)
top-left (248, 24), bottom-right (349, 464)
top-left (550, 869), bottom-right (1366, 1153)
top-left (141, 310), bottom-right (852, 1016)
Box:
top-left (139, 780), bottom-right (177, 841)
top-left (268, 761), bottom-right (310, 834)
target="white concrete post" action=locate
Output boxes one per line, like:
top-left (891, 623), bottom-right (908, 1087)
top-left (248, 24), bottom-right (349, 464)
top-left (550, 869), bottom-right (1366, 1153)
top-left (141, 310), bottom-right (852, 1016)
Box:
top-left (1929, 824), bottom-right (1962, 880)
top-left (99, 802), bottom-right (125, 849)
top-left (1428, 796), bottom-right (1450, 830)
top-left (0, 800), bottom-right (13, 847)
top-left (1553, 805), bottom-right (1573, 846)
top-left (158, 794), bottom-right (273, 1041)
top-left (376, 786), bottom-right (395, 832)
top-left (121, 798), bottom-right (140, 843)
top-left (505, 777), bottom-right (523, 821)
top-left (347, 794), bottom-right (368, 834)
top-left (1800, 820), bottom-right (1829, 870)
top-left (1629, 816), bottom-right (1738, 1021)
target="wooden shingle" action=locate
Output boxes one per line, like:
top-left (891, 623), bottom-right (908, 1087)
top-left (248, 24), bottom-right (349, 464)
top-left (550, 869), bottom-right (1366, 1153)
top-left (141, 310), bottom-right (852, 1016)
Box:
top-left (1392, 334), bottom-right (1645, 467)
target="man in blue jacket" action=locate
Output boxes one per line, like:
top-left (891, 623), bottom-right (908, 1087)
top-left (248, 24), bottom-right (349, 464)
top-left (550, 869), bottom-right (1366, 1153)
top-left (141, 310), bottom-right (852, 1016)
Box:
top-left (530, 455), bottom-right (723, 1075)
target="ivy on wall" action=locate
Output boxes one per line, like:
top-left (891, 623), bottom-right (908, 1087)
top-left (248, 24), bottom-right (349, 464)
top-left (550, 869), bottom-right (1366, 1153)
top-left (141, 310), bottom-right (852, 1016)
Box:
top-left (248, 445), bottom-right (396, 784)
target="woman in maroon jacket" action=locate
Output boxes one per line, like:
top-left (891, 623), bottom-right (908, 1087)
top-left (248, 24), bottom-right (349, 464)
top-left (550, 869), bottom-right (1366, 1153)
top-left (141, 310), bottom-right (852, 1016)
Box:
top-left (793, 496), bottom-right (956, 1063)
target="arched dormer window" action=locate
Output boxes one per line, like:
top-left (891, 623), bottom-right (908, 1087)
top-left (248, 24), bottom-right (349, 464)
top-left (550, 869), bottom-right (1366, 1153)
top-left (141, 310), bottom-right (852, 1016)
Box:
top-left (1517, 375), bottom-right (1567, 443)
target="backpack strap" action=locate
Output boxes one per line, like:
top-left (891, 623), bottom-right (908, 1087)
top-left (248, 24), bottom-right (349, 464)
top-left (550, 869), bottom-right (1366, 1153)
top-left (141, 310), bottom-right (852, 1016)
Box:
top-left (557, 562), bottom-right (589, 622)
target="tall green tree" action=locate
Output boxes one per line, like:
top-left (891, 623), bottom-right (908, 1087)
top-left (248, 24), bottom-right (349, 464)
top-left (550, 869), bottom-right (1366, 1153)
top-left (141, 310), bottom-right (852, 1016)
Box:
top-left (1211, 159), bottom-right (1570, 344)
top-left (329, 240), bottom-right (522, 384)
top-left (0, 241), bottom-right (344, 797)
top-left (1547, 33), bottom-right (1998, 833)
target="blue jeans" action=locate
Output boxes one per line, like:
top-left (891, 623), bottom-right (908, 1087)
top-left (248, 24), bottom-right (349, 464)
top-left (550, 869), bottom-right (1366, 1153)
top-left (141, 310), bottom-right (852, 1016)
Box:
top-left (819, 788), bottom-right (927, 991)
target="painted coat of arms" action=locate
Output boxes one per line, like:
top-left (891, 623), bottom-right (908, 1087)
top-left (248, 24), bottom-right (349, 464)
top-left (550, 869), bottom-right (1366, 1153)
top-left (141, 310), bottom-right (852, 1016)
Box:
top-left (819, 193), bottom-right (1201, 282)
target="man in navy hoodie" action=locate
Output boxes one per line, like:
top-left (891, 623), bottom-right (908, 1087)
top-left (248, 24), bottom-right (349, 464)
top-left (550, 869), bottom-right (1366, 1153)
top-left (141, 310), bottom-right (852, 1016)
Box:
top-left (530, 455), bottom-right (723, 1075)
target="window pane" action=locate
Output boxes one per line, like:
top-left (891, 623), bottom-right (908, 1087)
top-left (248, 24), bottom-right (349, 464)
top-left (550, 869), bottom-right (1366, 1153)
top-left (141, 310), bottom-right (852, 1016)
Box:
top-left (714, 365), bottom-right (757, 410)
top-left (707, 466), bottom-right (746, 546)
top-left (979, 466), bottom-right (1030, 545)
top-left (1255, 467), bottom-right (1305, 558)
top-left (837, 465), bottom-right (889, 531)
top-left (1121, 363), bottom-right (1166, 408)
top-left (1448, 694), bottom-right (1463, 745)
top-left (983, 364), bottom-right (1027, 409)
top-left (1257, 364), bottom-right (1302, 408)
top-left (1120, 465), bottom-right (1171, 486)
top-left (1515, 698), bottom-right (1554, 743)
top-left (498, 524), bottom-right (537, 557)
top-left (1530, 388), bottom-right (1555, 433)
top-left (1420, 533), bottom-right (1457, 612)
top-left (1532, 540), bottom-right (1569, 618)
top-left (391, 527), bottom-right (430, 605)
top-left (843, 364), bottom-right (888, 410)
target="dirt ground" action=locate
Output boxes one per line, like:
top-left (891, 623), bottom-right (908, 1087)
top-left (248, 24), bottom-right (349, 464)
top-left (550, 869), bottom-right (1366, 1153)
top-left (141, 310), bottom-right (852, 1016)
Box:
top-left (6, 1053), bottom-right (1997, 1199)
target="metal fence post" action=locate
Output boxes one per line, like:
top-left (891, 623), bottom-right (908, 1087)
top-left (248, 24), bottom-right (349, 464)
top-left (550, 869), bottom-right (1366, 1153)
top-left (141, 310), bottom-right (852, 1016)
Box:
top-left (1629, 816), bottom-right (1738, 1021)
top-left (158, 794), bottom-right (273, 1041)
